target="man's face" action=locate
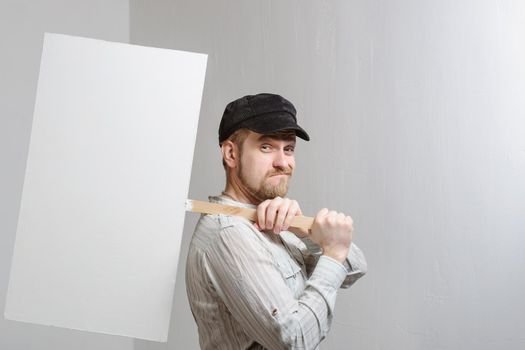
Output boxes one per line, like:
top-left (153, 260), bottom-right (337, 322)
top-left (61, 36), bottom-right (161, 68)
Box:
top-left (237, 131), bottom-right (296, 201)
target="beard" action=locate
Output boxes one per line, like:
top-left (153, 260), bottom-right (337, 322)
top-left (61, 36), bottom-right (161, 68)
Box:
top-left (237, 163), bottom-right (292, 201)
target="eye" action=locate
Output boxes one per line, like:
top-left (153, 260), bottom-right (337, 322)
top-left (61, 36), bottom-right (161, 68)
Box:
top-left (261, 144), bottom-right (272, 152)
top-left (284, 146), bottom-right (295, 155)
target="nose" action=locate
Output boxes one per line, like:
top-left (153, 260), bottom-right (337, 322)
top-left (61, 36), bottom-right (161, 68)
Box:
top-left (273, 149), bottom-right (289, 169)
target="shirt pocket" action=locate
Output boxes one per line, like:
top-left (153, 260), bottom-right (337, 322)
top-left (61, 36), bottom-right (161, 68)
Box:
top-left (279, 259), bottom-right (304, 295)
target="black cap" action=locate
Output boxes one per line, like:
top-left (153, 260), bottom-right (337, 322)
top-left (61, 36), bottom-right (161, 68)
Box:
top-left (218, 93), bottom-right (310, 143)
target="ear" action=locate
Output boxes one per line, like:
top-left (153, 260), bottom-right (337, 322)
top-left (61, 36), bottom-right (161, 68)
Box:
top-left (221, 141), bottom-right (238, 169)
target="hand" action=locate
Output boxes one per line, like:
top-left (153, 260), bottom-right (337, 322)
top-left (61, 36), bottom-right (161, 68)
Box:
top-left (255, 197), bottom-right (302, 234)
top-left (310, 208), bottom-right (353, 263)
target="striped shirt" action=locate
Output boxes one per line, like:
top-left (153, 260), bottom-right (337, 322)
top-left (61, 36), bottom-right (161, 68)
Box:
top-left (185, 196), bottom-right (367, 350)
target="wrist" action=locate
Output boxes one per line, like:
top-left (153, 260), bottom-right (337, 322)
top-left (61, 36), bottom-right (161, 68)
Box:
top-left (322, 248), bottom-right (349, 264)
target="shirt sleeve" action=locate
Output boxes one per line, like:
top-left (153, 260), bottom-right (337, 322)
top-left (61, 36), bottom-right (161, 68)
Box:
top-left (301, 238), bottom-right (368, 288)
top-left (203, 218), bottom-right (347, 350)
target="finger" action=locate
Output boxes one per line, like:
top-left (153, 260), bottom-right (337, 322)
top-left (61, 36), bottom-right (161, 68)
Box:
top-left (316, 208), bottom-right (329, 219)
top-left (326, 211), bottom-right (339, 226)
top-left (283, 200), bottom-right (300, 231)
top-left (265, 197), bottom-right (283, 231)
top-left (345, 215), bottom-right (354, 230)
top-left (314, 208), bottom-right (329, 227)
top-left (274, 198), bottom-right (291, 234)
top-left (257, 200), bottom-right (271, 230)
top-left (295, 201), bottom-right (303, 216)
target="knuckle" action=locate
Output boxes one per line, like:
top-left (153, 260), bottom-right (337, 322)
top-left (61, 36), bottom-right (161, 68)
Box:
top-left (317, 210), bottom-right (327, 218)
top-left (267, 197), bottom-right (281, 208)
top-left (268, 203), bottom-right (279, 211)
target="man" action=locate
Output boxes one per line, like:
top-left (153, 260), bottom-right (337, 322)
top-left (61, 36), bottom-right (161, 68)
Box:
top-left (186, 93), bottom-right (367, 349)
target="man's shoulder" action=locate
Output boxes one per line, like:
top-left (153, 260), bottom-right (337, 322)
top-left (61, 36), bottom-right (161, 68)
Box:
top-left (190, 213), bottom-right (259, 250)
top-left (195, 212), bottom-right (253, 232)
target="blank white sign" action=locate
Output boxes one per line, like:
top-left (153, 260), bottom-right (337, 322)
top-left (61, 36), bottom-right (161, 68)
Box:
top-left (4, 33), bottom-right (207, 341)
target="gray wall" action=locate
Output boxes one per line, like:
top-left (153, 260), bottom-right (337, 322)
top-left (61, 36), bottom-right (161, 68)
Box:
top-left (0, 1), bottom-right (132, 349)
top-left (2, 1), bottom-right (524, 349)
top-left (130, 0), bottom-right (525, 349)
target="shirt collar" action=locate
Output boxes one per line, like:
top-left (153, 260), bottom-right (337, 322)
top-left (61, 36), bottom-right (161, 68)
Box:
top-left (208, 195), bottom-right (257, 209)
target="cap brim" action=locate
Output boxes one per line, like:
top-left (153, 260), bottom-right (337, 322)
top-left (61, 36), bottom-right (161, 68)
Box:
top-left (239, 113), bottom-right (310, 141)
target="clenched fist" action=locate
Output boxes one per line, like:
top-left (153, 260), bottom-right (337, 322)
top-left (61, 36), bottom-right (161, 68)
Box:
top-left (310, 208), bottom-right (353, 263)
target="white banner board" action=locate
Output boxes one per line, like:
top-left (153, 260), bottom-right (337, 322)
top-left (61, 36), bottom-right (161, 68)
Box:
top-left (5, 33), bottom-right (207, 342)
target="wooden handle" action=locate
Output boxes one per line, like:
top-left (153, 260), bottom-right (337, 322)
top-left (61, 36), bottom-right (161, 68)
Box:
top-left (185, 199), bottom-right (314, 231)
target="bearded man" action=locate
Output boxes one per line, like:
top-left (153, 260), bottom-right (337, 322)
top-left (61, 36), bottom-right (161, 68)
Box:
top-left (185, 93), bottom-right (367, 350)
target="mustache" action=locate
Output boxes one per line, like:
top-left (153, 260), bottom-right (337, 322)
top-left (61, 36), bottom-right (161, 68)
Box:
top-left (267, 169), bottom-right (292, 177)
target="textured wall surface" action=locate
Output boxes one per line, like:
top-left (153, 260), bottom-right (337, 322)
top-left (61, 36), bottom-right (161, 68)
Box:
top-left (4, 1), bottom-right (524, 349)
top-left (131, 1), bottom-right (525, 349)
top-left (0, 1), bottom-right (131, 349)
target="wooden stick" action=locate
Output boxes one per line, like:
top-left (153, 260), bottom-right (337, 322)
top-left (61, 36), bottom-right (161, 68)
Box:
top-left (185, 199), bottom-right (314, 231)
